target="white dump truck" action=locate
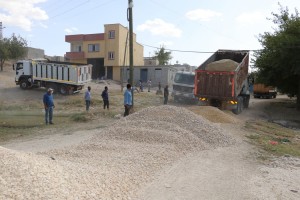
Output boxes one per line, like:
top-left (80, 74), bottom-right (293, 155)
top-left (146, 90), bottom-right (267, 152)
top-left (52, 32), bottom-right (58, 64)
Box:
top-left (13, 59), bottom-right (92, 94)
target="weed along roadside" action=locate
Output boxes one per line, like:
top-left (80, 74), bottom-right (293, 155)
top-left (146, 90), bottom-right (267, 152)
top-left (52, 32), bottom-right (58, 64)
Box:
top-left (245, 120), bottom-right (300, 158)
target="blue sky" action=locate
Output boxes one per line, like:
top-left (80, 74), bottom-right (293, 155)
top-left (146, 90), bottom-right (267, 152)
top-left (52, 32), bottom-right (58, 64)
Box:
top-left (0, 0), bottom-right (299, 66)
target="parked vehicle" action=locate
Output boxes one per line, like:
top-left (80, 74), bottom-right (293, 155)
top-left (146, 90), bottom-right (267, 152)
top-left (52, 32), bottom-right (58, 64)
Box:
top-left (194, 49), bottom-right (250, 114)
top-left (171, 71), bottom-right (196, 103)
top-left (13, 59), bottom-right (92, 94)
top-left (253, 83), bottom-right (277, 98)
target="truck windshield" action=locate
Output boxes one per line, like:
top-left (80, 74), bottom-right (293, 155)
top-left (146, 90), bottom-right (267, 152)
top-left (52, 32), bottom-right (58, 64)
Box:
top-left (16, 63), bottom-right (23, 70)
top-left (174, 73), bottom-right (195, 85)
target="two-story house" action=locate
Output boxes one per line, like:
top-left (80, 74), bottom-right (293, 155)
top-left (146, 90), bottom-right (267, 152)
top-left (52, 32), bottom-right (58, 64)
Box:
top-left (65, 23), bottom-right (144, 81)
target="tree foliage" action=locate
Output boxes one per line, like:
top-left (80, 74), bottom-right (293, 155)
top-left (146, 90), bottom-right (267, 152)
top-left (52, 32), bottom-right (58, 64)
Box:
top-left (253, 4), bottom-right (300, 110)
top-left (0, 34), bottom-right (27, 71)
top-left (154, 46), bottom-right (172, 65)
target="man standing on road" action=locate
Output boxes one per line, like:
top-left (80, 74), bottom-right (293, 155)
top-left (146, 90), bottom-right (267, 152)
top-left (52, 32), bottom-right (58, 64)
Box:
top-left (147, 79), bottom-right (152, 92)
top-left (164, 85), bottom-right (169, 104)
top-left (124, 83), bottom-right (132, 117)
top-left (85, 86), bottom-right (91, 111)
top-left (101, 86), bottom-right (109, 110)
top-left (43, 88), bottom-right (55, 125)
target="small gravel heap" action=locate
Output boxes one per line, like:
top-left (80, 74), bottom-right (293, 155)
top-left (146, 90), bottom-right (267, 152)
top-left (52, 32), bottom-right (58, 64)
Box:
top-left (0, 105), bottom-right (235, 200)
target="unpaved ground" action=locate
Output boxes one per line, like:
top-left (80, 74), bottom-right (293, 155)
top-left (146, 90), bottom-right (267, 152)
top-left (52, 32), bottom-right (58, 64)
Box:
top-left (0, 65), bottom-right (300, 199)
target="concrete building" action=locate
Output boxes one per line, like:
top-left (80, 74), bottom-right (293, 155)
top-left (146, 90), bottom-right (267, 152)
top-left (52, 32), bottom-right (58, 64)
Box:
top-left (45, 55), bottom-right (65, 62)
top-left (121, 65), bottom-right (177, 88)
top-left (24, 47), bottom-right (45, 60)
top-left (144, 57), bottom-right (159, 66)
top-left (65, 23), bottom-right (144, 81)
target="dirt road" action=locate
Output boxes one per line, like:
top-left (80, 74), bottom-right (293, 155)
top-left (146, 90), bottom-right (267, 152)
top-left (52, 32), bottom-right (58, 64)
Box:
top-left (1, 66), bottom-right (300, 199)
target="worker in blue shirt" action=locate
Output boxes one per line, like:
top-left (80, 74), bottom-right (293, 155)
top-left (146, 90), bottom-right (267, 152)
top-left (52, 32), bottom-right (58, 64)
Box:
top-left (124, 83), bottom-right (132, 117)
top-left (43, 88), bottom-right (55, 125)
top-left (84, 86), bottom-right (91, 111)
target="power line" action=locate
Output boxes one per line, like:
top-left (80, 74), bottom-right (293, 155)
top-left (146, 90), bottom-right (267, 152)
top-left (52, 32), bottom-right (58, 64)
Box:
top-left (49, 0), bottom-right (91, 19)
top-left (142, 43), bottom-right (259, 53)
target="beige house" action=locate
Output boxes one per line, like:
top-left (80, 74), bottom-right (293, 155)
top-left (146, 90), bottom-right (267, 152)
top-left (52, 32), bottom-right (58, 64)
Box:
top-left (65, 23), bottom-right (144, 81)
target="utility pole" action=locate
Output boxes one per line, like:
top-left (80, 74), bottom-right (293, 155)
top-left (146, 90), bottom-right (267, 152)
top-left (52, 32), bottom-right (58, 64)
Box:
top-left (128, 0), bottom-right (134, 106)
top-left (0, 22), bottom-right (5, 40)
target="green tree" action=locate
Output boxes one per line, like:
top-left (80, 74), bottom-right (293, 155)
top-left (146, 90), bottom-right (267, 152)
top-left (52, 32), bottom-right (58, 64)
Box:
top-left (253, 4), bottom-right (300, 110)
top-left (0, 34), bottom-right (27, 71)
top-left (154, 46), bottom-right (172, 65)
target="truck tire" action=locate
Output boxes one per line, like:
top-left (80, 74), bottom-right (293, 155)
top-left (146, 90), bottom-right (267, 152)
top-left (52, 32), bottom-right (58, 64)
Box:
top-left (59, 84), bottom-right (68, 95)
top-left (232, 96), bottom-right (244, 114)
top-left (20, 80), bottom-right (29, 89)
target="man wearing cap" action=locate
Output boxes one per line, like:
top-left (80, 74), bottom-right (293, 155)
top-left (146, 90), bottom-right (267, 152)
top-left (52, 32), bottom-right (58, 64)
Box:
top-left (43, 88), bottom-right (55, 125)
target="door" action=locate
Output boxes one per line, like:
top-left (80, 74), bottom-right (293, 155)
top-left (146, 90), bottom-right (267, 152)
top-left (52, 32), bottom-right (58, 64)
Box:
top-left (140, 69), bottom-right (148, 83)
top-left (87, 58), bottom-right (104, 79)
top-left (107, 66), bottom-right (113, 79)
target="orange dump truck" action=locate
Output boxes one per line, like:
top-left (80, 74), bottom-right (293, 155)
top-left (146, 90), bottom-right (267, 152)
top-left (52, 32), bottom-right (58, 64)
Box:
top-left (253, 83), bottom-right (277, 98)
top-left (194, 50), bottom-right (250, 114)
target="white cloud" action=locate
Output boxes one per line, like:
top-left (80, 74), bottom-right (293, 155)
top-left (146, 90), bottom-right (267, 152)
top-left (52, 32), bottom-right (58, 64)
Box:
top-left (137, 18), bottom-right (182, 38)
top-left (236, 11), bottom-right (266, 24)
top-left (64, 27), bottom-right (78, 34)
top-left (0, 0), bottom-right (48, 31)
top-left (186, 9), bottom-right (222, 21)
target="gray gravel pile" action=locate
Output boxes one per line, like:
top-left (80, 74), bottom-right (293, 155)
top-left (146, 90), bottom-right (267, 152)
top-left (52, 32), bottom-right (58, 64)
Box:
top-left (0, 105), bottom-right (235, 200)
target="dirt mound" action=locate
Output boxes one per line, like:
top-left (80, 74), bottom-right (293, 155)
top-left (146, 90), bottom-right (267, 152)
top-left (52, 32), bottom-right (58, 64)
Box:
top-left (186, 106), bottom-right (240, 124)
top-left (0, 105), bottom-right (235, 199)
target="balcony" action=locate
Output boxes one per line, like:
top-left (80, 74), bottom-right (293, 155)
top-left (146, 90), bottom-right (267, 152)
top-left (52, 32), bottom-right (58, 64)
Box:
top-left (65, 52), bottom-right (85, 60)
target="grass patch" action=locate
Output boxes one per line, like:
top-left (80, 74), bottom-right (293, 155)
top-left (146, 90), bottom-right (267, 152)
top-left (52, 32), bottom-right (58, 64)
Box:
top-left (70, 113), bottom-right (89, 122)
top-left (245, 120), bottom-right (300, 157)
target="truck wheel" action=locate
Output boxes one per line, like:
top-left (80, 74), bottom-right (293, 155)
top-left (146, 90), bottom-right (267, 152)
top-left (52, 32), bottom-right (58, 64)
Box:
top-left (59, 85), bottom-right (68, 95)
top-left (20, 80), bottom-right (29, 89)
top-left (273, 95), bottom-right (277, 98)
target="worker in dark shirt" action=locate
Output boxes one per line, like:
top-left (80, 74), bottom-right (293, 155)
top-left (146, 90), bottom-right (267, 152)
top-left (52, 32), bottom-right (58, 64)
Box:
top-left (101, 86), bottom-right (109, 110)
top-left (164, 85), bottom-right (169, 104)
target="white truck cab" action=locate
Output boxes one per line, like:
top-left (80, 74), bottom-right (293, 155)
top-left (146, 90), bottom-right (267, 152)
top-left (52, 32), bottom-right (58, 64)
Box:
top-left (171, 71), bottom-right (196, 103)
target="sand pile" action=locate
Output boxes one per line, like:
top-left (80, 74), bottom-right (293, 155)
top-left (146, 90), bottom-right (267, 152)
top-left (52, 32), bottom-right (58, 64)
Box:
top-left (206, 59), bottom-right (239, 71)
top-left (1, 105), bottom-right (235, 199)
top-left (186, 106), bottom-right (240, 124)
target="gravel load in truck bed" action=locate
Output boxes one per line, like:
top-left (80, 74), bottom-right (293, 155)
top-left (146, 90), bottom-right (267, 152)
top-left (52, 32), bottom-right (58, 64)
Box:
top-left (206, 59), bottom-right (239, 71)
top-left (0, 105), bottom-right (235, 200)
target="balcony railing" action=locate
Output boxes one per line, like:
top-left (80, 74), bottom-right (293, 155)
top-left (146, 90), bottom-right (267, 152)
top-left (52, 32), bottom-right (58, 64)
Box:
top-left (65, 52), bottom-right (85, 60)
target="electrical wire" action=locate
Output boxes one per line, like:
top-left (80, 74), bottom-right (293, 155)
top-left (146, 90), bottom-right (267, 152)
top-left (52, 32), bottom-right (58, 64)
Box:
top-left (142, 43), bottom-right (259, 53)
top-left (48, 0), bottom-right (120, 20)
top-left (49, 0), bottom-right (91, 19)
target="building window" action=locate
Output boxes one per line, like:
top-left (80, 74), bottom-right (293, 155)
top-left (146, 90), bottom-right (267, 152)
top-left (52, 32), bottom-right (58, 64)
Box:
top-left (108, 30), bottom-right (115, 39)
top-left (72, 44), bottom-right (82, 52)
top-left (88, 44), bottom-right (100, 52)
top-left (108, 52), bottom-right (115, 60)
